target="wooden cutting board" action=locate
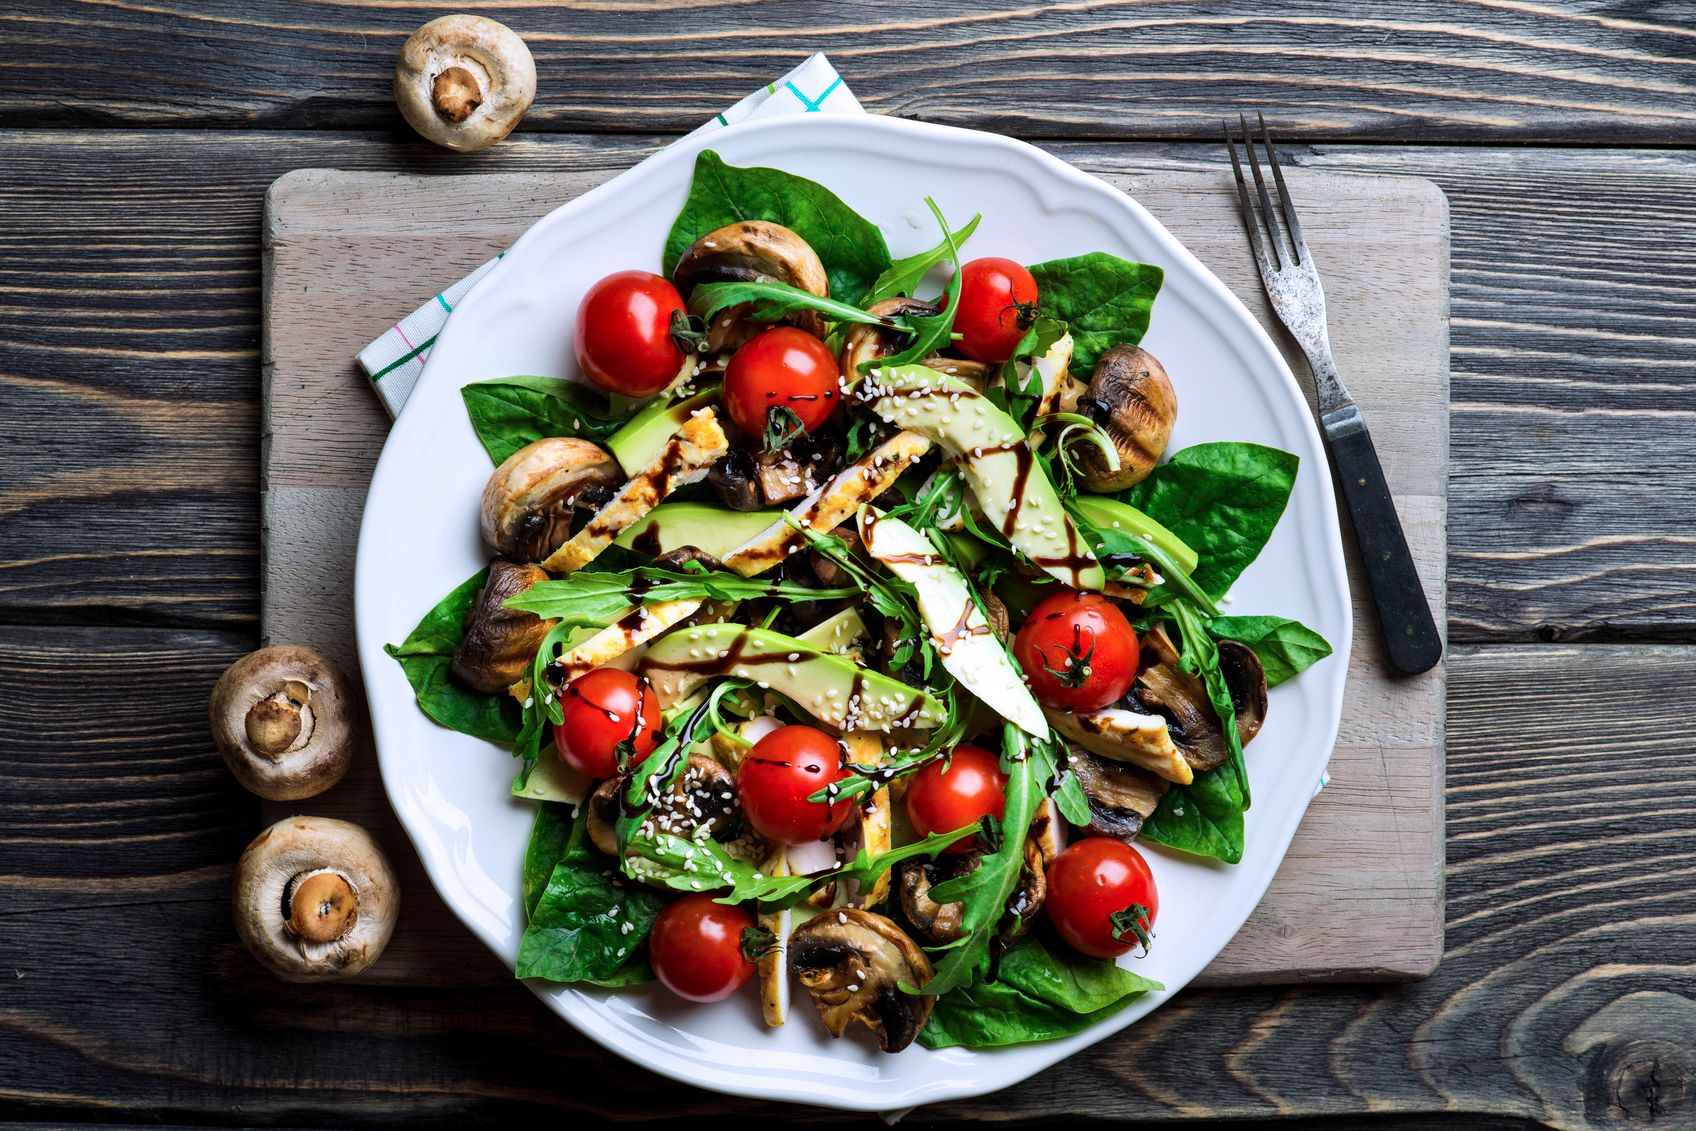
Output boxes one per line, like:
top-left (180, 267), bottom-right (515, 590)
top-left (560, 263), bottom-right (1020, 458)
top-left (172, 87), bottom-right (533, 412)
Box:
top-left (260, 162), bottom-right (1448, 987)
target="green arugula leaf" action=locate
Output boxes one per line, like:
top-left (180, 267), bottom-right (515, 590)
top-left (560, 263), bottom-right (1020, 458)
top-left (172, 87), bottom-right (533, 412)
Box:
top-left (664, 150), bottom-right (892, 305)
top-left (1065, 499), bottom-right (1216, 611)
top-left (1121, 442), bottom-right (1299, 601)
top-left (688, 279), bottom-right (900, 330)
top-left (922, 724), bottom-right (1056, 997)
top-left (873, 200), bottom-right (965, 371)
top-left (1206, 615), bottom-right (1334, 687)
top-left (516, 805), bottom-right (666, 985)
top-left (461, 376), bottom-right (636, 466)
top-left (866, 213), bottom-right (982, 303)
top-left (918, 934), bottom-right (1162, 1049)
top-left (1028, 253), bottom-right (1164, 376)
top-left (383, 569), bottom-right (522, 744)
top-left (762, 405), bottom-right (807, 452)
top-left (504, 566), bottom-right (856, 624)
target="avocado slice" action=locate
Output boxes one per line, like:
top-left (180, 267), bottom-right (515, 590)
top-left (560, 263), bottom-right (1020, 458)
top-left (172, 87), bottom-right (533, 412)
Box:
top-left (1070, 495), bottom-right (1199, 575)
top-left (640, 623), bottom-right (946, 732)
top-left (615, 502), bottom-right (782, 560)
top-left (796, 606), bottom-right (869, 661)
top-left (605, 386), bottom-right (719, 476)
top-left (862, 364), bottom-right (1107, 591)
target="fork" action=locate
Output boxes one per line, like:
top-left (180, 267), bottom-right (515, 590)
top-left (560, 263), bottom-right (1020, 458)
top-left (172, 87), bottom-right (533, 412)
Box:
top-left (1226, 113), bottom-right (1443, 676)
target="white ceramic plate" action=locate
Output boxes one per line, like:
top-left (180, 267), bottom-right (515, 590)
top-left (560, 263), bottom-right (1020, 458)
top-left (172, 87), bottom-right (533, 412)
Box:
top-left (355, 115), bottom-right (1352, 1112)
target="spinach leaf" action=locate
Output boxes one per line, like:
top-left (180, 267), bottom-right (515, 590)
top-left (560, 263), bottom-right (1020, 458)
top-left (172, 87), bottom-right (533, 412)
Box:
top-left (461, 376), bottom-right (635, 466)
top-left (516, 806), bottom-right (665, 986)
top-left (664, 150), bottom-right (892, 305)
top-left (1137, 753), bottom-right (1246, 864)
top-left (1028, 253), bottom-right (1163, 376)
top-left (1207, 615), bottom-right (1333, 687)
top-left (383, 569), bottom-right (522, 744)
top-left (919, 934), bottom-right (1161, 1050)
top-left (522, 802), bottom-right (575, 917)
top-left (866, 213), bottom-right (981, 303)
top-left (1121, 442), bottom-right (1299, 601)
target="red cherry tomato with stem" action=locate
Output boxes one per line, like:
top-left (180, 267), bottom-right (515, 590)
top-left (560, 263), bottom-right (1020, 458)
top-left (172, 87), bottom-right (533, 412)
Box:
top-left (553, 667), bottom-right (663, 779)
top-left (722, 327), bottom-right (840, 442)
top-left (1045, 838), bottom-right (1159, 959)
top-left (736, 725), bottom-right (853, 845)
top-left (1013, 589), bottom-right (1140, 712)
top-left (574, 270), bottom-right (689, 397)
top-left (647, 893), bottom-right (757, 1003)
top-left (904, 744), bottom-right (1008, 854)
top-left (947, 257), bottom-right (1040, 363)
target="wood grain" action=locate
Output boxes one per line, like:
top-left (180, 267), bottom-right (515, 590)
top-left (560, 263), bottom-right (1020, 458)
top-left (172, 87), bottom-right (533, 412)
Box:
top-left (260, 165), bottom-right (1447, 986)
top-left (1, 636), bottom-right (1684, 1129)
top-left (2, 131), bottom-right (1690, 642)
top-left (1, 2), bottom-right (1693, 144)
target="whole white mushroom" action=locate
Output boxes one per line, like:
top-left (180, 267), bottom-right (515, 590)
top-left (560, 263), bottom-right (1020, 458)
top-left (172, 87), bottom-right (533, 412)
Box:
top-left (395, 14), bottom-right (536, 152)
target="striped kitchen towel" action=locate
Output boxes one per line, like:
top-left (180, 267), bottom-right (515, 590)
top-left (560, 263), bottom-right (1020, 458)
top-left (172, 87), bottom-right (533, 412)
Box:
top-left (355, 52), bottom-right (862, 417)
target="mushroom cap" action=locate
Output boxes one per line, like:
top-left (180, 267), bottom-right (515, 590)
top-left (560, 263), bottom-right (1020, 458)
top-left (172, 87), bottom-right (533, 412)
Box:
top-left (1069, 748), bottom-right (1169, 840)
top-left (481, 437), bottom-right (621, 562)
top-left (451, 560), bottom-right (556, 694)
top-left (839, 297), bottom-right (938, 378)
top-left (1076, 345), bottom-right (1177, 491)
top-left (394, 15), bottom-right (537, 152)
top-left (1134, 624), bottom-right (1268, 772)
top-left (209, 645), bottom-right (355, 801)
top-left (233, 816), bottom-right (398, 983)
top-left (674, 221), bottom-right (830, 349)
top-left (789, 908), bottom-right (935, 1052)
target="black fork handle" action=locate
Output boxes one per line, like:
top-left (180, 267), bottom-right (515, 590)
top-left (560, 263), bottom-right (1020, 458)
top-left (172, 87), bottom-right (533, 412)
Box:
top-left (1324, 413), bottom-right (1444, 675)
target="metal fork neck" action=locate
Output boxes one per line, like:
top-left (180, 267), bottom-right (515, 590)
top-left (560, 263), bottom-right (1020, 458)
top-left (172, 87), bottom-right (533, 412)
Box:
top-left (1306, 344), bottom-right (1354, 418)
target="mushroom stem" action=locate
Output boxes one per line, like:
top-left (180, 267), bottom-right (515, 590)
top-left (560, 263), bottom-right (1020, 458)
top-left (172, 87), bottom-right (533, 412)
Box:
top-left (285, 869), bottom-right (359, 944)
top-left (432, 66), bottom-right (483, 122)
top-left (245, 694), bottom-right (305, 756)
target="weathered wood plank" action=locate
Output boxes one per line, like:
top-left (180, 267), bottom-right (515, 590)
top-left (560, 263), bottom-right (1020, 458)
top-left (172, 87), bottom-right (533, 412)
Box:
top-left (0, 634), bottom-right (1686, 1128)
top-left (0, 2), bottom-right (1693, 144)
top-left (2, 132), bottom-right (1693, 640)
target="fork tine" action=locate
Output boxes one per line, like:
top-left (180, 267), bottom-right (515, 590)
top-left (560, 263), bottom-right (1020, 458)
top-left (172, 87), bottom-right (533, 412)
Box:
top-left (1240, 113), bottom-right (1286, 270)
top-left (1225, 119), bottom-right (1274, 277)
top-left (1257, 111), bottom-right (1306, 264)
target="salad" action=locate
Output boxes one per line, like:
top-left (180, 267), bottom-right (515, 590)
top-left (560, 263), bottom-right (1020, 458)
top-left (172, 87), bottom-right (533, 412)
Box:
top-left (386, 150), bottom-right (1334, 1053)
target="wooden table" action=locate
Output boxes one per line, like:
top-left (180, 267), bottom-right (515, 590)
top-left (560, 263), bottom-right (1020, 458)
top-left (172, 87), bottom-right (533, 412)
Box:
top-left (2, 4), bottom-right (1692, 1129)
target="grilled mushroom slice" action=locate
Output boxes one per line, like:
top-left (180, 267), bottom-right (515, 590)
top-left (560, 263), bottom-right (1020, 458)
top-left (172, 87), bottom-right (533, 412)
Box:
top-left (233, 816), bottom-right (398, 982)
top-left (1135, 625), bottom-right (1268, 771)
top-left (673, 221), bottom-right (830, 351)
top-left (451, 560), bottom-right (556, 694)
top-left (209, 645), bottom-right (355, 800)
top-left (481, 437), bottom-right (621, 562)
top-left (839, 297), bottom-right (937, 378)
top-left (1070, 749), bottom-right (1169, 840)
top-left (586, 755), bottom-right (758, 868)
top-left (1074, 345), bottom-right (1177, 491)
top-left (896, 809), bottom-right (1055, 948)
top-left (789, 909), bottom-right (935, 1052)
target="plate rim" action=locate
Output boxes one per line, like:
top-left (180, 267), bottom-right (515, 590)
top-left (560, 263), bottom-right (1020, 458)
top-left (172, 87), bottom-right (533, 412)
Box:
top-left (354, 113), bottom-right (1353, 1112)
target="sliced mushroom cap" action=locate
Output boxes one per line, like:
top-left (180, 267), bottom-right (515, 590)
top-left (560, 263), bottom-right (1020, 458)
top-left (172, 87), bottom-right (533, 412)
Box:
top-left (1070, 749), bottom-right (1169, 840)
top-left (673, 221), bottom-right (830, 350)
top-left (789, 908), bottom-right (935, 1052)
top-left (209, 645), bottom-right (355, 800)
top-left (481, 437), bottom-right (621, 562)
top-left (896, 836), bottom-right (1047, 948)
top-left (451, 560), bottom-right (557, 694)
top-left (233, 816), bottom-right (398, 982)
top-left (1135, 625), bottom-right (1270, 770)
top-left (839, 297), bottom-right (938, 378)
top-left (394, 15), bottom-right (537, 152)
top-left (1075, 346), bottom-right (1177, 491)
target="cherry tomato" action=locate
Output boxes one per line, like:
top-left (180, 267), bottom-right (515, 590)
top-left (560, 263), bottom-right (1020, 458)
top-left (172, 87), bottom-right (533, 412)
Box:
top-left (1045, 838), bottom-right (1159, 959)
top-left (574, 270), bottom-right (688, 397)
top-left (736, 724), bottom-right (853, 845)
top-left (647, 893), bottom-right (757, 1003)
top-left (904, 744), bottom-right (1008, 853)
top-left (553, 667), bottom-right (663, 779)
top-left (947, 257), bottom-right (1040, 363)
top-left (722, 327), bottom-right (840, 440)
top-left (1013, 589), bottom-right (1140, 712)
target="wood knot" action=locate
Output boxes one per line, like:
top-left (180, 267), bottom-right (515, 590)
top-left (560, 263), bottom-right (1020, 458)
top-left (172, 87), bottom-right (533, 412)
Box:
top-left (1585, 1038), bottom-right (1691, 1126)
